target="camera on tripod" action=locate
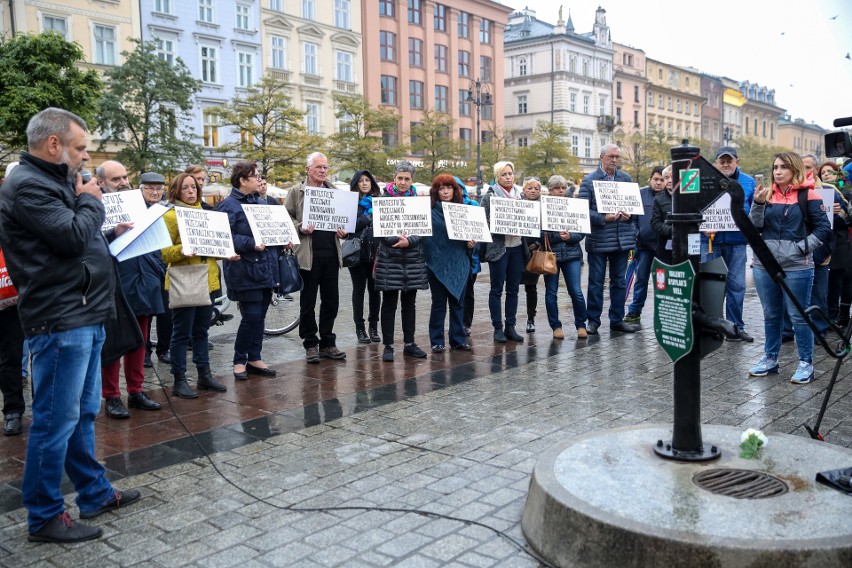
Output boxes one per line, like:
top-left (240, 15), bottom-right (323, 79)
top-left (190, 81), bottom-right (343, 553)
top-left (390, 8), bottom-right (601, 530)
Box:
top-left (826, 116), bottom-right (852, 158)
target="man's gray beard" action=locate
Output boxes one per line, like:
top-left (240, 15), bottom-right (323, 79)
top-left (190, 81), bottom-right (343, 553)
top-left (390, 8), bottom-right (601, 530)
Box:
top-left (61, 148), bottom-right (83, 181)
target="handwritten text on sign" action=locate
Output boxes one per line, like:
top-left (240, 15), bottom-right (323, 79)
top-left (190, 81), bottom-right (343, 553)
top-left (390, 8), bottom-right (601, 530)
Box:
top-left (242, 204), bottom-right (300, 246)
top-left (441, 202), bottom-right (492, 243)
top-left (102, 190), bottom-right (147, 230)
top-left (489, 197), bottom-right (541, 238)
top-left (541, 196), bottom-right (591, 233)
top-left (699, 193), bottom-right (739, 232)
top-left (175, 208), bottom-right (236, 259)
top-left (373, 196), bottom-right (433, 237)
top-left (592, 181), bottom-right (644, 215)
top-left (301, 187), bottom-right (358, 233)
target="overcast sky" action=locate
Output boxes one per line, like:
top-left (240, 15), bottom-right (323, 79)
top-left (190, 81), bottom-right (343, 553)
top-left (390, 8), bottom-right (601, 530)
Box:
top-left (499, 0), bottom-right (852, 131)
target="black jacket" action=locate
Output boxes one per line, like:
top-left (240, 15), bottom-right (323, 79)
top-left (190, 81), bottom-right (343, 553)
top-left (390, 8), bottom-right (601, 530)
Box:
top-left (651, 190), bottom-right (673, 264)
top-left (0, 152), bottom-right (115, 334)
top-left (374, 235), bottom-right (429, 292)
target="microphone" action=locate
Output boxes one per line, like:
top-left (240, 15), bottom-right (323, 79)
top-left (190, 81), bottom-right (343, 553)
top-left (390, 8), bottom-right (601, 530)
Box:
top-left (833, 116), bottom-right (852, 128)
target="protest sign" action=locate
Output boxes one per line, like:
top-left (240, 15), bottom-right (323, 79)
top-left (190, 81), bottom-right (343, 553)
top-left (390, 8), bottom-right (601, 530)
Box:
top-left (592, 180), bottom-right (644, 214)
top-left (373, 196), bottom-right (433, 237)
top-left (102, 190), bottom-right (147, 230)
top-left (819, 186), bottom-right (835, 229)
top-left (488, 197), bottom-right (541, 238)
top-left (699, 193), bottom-right (739, 232)
top-left (109, 203), bottom-right (172, 262)
top-left (441, 202), bottom-right (492, 243)
top-left (301, 186), bottom-right (358, 233)
top-left (242, 204), bottom-right (300, 246)
top-left (175, 208), bottom-right (235, 259)
top-left (541, 196), bottom-right (591, 233)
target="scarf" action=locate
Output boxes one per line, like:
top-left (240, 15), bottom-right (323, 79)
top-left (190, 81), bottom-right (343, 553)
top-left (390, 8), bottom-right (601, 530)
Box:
top-left (359, 194), bottom-right (373, 215)
top-left (385, 182), bottom-right (416, 198)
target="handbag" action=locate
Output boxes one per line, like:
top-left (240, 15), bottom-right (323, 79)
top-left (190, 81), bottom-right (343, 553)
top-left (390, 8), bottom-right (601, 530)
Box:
top-left (277, 250), bottom-right (303, 295)
top-left (168, 264), bottom-right (211, 309)
top-left (525, 233), bottom-right (557, 275)
top-left (341, 236), bottom-right (362, 268)
top-left (102, 261), bottom-right (143, 366)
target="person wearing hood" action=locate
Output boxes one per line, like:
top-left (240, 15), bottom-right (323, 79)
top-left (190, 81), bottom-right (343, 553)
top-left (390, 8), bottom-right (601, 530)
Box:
top-left (348, 170), bottom-right (381, 343)
top-left (748, 152), bottom-right (831, 385)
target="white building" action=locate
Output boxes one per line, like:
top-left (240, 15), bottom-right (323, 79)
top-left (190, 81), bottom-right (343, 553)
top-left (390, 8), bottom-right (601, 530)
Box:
top-left (503, 7), bottom-right (615, 173)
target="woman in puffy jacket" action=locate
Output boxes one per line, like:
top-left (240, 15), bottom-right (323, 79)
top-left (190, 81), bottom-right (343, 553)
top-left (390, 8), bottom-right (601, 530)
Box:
top-left (161, 174), bottom-right (228, 398)
top-left (373, 161), bottom-right (429, 361)
top-left (217, 162), bottom-right (279, 381)
top-left (348, 170), bottom-right (381, 343)
top-left (748, 152), bottom-right (831, 385)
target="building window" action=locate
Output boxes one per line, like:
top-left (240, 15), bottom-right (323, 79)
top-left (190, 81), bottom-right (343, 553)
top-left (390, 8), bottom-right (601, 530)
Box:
top-left (599, 96), bottom-right (607, 115)
top-left (269, 0), bottom-right (283, 11)
top-left (754, 118), bottom-right (758, 134)
top-left (583, 95), bottom-right (589, 114)
top-left (518, 57), bottom-right (527, 76)
top-left (584, 136), bottom-right (592, 158)
top-left (302, 0), bottom-right (315, 20)
top-left (676, 98), bottom-right (682, 113)
top-left (480, 55), bottom-right (492, 82)
top-left (270, 35), bottom-right (286, 69)
top-left (569, 56), bottom-right (576, 74)
top-left (236, 4), bottom-right (251, 30)
top-left (685, 101), bottom-right (690, 115)
top-left (409, 38), bottom-right (423, 67)
top-left (616, 81), bottom-right (622, 100)
top-left (202, 110), bottom-right (219, 148)
top-left (200, 45), bottom-right (217, 82)
top-left (435, 44), bottom-right (448, 73)
top-left (434, 4), bottom-right (447, 32)
top-left (410, 81), bottom-right (424, 109)
top-left (694, 104), bottom-right (699, 117)
top-left (154, 0), bottom-right (172, 14)
top-left (303, 42), bottom-right (318, 74)
top-left (336, 50), bottom-right (353, 82)
top-left (198, 0), bottom-right (214, 23)
top-left (154, 37), bottom-right (175, 66)
top-left (381, 75), bottom-right (398, 106)
top-left (383, 130), bottom-right (398, 147)
top-left (42, 15), bottom-right (68, 37)
top-left (408, 0), bottom-right (422, 25)
top-left (305, 103), bottom-right (319, 134)
top-left (616, 108), bottom-right (621, 123)
top-left (157, 109), bottom-right (175, 140)
top-left (634, 110), bottom-right (639, 125)
top-left (459, 90), bottom-right (471, 116)
top-left (237, 52), bottom-right (254, 87)
top-left (93, 25), bottom-right (117, 65)
top-left (623, 52), bottom-right (633, 67)
top-left (571, 135), bottom-right (579, 155)
top-left (410, 122), bottom-right (423, 155)
top-left (435, 85), bottom-right (448, 113)
top-left (770, 123), bottom-right (774, 139)
top-left (454, 50), bottom-right (469, 77)
top-left (658, 95), bottom-right (663, 108)
top-left (480, 18), bottom-right (492, 44)
top-left (570, 93), bottom-right (576, 112)
top-left (334, 0), bottom-right (350, 29)
top-left (667, 96), bottom-right (672, 111)
top-left (379, 0), bottom-right (394, 17)
top-left (582, 59), bottom-right (589, 76)
top-left (517, 95), bottom-right (528, 115)
top-left (647, 91), bottom-right (653, 107)
top-left (458, 11), bottom-right (470, 38)
top-left (380, 31), bottom-right (396, 61)
top-left (481, 103), bottom-right (492, 121)
top-left (634, 85), bottom-right (639, 103)
top-left (762, 120), bottom-right (767, 137)
top-left (685, 125), bottom-right (690, 138)
top-left (460, 128), bottom-right (471, 158)
top-left (518, 136), bottom-right (529, 148)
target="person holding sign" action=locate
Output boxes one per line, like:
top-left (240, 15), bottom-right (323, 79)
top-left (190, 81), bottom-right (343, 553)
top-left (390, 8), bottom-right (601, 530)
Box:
top-left (423, 174), bottom-right (475, 353)
top-left (217, 162), bottom-right (279, 381)
top-left (374, 161), bottom-right (429, 361)
top-left (480, 161), bottom-right (527, 343)
top-left (578, 144), bottom-right (640, 335)
top-left (162, 174), bottom-right (229, 398)
top-left (520, 177), bottom-right (543, 334)
top-left (347, 170), bottom-right (381, 344)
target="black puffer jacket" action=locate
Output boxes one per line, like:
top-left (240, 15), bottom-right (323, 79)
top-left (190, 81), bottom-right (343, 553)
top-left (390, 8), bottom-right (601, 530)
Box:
top-left (373, 235), bottom-right (429, 292)
top-left (0, 151), bottom-right (115, 334)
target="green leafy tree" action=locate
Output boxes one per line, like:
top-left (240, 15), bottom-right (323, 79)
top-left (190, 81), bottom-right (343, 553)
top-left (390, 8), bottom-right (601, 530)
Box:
top-left (0, 32), bottom-right (102, 163)
top-left (330, 94), bottom-right (403, 181)
top-left (408, 109), bottom-right (463, 177)
top-left (515, 121), bottom-right (582, 183)
top-left (478, 124), bottom-right (517, 188)
top-left (212, 74), bottom-right (321, 184)
top-left (733, 136), bottom-right (788, 179)
top-left (96, 39), bottom-right (202, 175)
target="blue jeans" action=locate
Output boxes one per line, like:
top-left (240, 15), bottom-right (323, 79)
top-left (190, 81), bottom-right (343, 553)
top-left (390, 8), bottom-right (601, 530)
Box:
top-left (427, 271), bottom-right (466, 348)
top-left (234, 289), bottom-right (272, 365)
top-left (701, 243), bottom-right (747, 332)
top-left (544, 259), bottom-right (587, 330)
top-left (783, 264), bottom-right (830, 335)
top-left (627, 249), bottom-right (654, 316)
top-left (170, 301), bottom-right (214, 374)
top-left (754, 267), bottom-right (814, 363)
top-left (23, 325), bottom-right (115, 531)
top-left (488, 245), bottom-right (524, 329)
top-left (586, 250), bottom-right (629, 326)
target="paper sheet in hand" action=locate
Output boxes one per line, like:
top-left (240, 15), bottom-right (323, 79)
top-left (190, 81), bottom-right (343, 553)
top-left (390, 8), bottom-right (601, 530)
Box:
top-left (592, 181), bottom-right (644, 214)
top-left (488, 197), bottom-right (541, 238)
top-left (541, 196), bottom-right (591, 233)
top-left (242, 204), bottom-right (300, 245)
top-left (441, 202), bottom-right (492, 243)
top-left (301, 186), bottom-right (358, 233)
top-left (699, 193), bottom-right (739, 232)
top-left (102, 190), bottom-right (147, 230)
top-left (175, 208), bottom-right (236, 259)
top-left (373, 196), bottom-right (433, 237)
top-left (819, 187), bottom-right (835, 229)
top-left (109, 203), bottom-right (172, 261)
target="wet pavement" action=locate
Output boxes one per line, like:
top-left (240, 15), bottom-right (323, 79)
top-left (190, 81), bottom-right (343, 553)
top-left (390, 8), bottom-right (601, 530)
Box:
top-left (1, 264), bottom-right (852, 566)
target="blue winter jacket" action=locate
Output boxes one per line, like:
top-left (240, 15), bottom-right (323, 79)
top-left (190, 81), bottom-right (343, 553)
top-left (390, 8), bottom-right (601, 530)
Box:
top-left (118, 203), bottom-right (166, 316)
top-left (216, 188), bottom-right (278, 295)
top-left (635, 185), bottom-right (657, 251)
top-left (702, 168), bottom-right (755, 246)
top-left (577, 167), bottom-right (637, 253)
top-left (543, 229), bottom-right (585, 263)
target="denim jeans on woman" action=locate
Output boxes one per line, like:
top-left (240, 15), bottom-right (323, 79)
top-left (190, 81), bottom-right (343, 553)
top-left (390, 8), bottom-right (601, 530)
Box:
top-left (753, 267), bottom-right (814, 363)
top-left (544, 259), bottom-right (588, 330)
top-left (427, 271), bottom-right (466, 348)
top-left (488, 245), bottom-right (524, 329)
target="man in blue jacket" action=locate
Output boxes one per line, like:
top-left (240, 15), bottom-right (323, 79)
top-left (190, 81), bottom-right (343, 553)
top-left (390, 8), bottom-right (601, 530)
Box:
top-left (625, 166), bottom-right (665, 323)
top-left (578, 144), bottom-right (640, 334)
top-left (701, 147), bottom-right (756, 342)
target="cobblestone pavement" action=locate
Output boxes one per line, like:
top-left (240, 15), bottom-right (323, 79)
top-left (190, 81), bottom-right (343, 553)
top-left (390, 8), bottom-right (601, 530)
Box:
top-left (1, 263), bottom-right (851, 567)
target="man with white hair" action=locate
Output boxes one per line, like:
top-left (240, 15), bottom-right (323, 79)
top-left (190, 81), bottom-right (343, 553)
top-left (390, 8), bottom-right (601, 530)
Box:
top-left (95, 160), bottom-right (131, 193)
top-left (284, 152), bottom-right (348, 363)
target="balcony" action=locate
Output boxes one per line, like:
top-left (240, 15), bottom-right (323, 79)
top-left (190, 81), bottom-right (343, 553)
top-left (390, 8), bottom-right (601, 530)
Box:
top-left (334, 81), bottom-right (359, 94)
top-left (597, 115), bottom-right (615, 132)
top-left (301, 74), bottom-right (322, 87)
top-left (267, 69), bottom-right (292, 83)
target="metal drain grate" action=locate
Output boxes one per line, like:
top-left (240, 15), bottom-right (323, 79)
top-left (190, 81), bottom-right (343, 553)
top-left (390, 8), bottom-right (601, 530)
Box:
top-left (693, 468), bottom-right (788, 499)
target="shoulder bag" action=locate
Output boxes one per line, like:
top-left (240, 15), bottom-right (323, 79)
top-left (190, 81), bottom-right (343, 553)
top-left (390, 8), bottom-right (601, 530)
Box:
top-left (277, 249), bottom-right (304, 295)
top-left (342, 235), bottom-right (362, 268)
top-left (168, 263), bottom-right (212, 309)
top-left (525, 233), bottom-right (557, 275)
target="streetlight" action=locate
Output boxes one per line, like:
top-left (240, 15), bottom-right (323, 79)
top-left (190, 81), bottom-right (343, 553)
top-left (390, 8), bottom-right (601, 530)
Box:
top-left (467, 78), bottom-right (492, 197)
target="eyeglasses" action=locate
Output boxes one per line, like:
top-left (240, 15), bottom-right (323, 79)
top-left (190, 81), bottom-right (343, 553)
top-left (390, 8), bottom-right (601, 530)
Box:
top-left (604, 154), bottom-right (621, 160)
top-left (142, 186), bottom-right (163, 192)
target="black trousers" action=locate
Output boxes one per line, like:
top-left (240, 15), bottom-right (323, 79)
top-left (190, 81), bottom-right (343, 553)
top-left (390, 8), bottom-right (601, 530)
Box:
top-left (0, 306), bottom-right (25, 417)
top-left (381, 289), bottom-right (417, 346)
top-left (348, 263), bottom-right (380, 327)
top-left (147, 287), bottom-right (172, 357)
top-left (464, 273), bottom-right (477, 328)
top-left (299, 251), bottom-right (340, 349)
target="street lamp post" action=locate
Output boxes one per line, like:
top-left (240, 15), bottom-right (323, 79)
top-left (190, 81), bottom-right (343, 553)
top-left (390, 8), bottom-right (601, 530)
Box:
top-left (467, 78), bottom-right (492, 197)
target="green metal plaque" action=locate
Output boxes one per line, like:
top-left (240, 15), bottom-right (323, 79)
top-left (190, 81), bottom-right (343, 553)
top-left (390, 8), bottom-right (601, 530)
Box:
top-left (653, 259), bottom-right (695, 362)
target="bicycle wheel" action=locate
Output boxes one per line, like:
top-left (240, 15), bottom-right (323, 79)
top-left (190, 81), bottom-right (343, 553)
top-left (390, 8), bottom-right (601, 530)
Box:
top-left (264, 291), bottom-right (300, 335)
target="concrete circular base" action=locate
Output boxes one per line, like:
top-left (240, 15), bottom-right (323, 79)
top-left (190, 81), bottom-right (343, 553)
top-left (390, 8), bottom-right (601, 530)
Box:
top-left (522, 424), bottom-right (852, 568)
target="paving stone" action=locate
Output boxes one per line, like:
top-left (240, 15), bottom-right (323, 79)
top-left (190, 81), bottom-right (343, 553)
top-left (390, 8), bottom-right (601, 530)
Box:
top-left (196, 544), bottom-right (258, 568)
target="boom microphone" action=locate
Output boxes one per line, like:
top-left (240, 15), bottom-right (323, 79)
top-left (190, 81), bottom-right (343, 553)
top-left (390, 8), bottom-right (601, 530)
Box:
top-left (833, 116), bottom-right (852, 128)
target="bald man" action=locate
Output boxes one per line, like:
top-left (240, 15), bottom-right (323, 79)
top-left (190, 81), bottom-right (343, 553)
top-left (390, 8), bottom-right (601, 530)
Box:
top-left (95, 160), bottom-right (131, 193)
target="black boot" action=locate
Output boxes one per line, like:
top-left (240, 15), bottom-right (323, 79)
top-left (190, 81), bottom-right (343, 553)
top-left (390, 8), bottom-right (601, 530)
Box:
top-left (504, 325), bottom-right (525, 342)
top-left (172, 374), bottom-right (198, 399)
top-left (356, 326), bottom-right (371, 344)
top-left (369, 323), bottom-right (380, 343)
top-left (196, 366), bottom-right (227, 392)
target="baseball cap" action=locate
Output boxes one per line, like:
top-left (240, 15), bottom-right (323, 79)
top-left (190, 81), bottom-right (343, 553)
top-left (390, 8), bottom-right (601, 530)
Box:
top-left (715, 146), bottom-right (738, 159)
top-left (139, 172), bottom-right (166, 184)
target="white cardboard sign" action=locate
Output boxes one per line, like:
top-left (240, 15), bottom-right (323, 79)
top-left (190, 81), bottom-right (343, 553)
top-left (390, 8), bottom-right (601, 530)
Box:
top-left (441, 202), bottom-right (492, 243)
top-left (541, 196), bottom-right (591, 234)
top-left (488, 197), bottom-right (541, 238)
top-left (592, 181), bottom-right (644, 215)
top-left (699, 193), bottom-right (739, 232)
top-left (301, 186), bottom-right (358, 233)
top-left (175, 207), bottom-right (236, 259)
top-left (242, 204), bottom-right (300, 246)
top-left (819, 187), bottom-right (835, 229)
top-left (102, 190), bottom-right (147, 230)
top-left (373, 196), bottom-right (433, 237)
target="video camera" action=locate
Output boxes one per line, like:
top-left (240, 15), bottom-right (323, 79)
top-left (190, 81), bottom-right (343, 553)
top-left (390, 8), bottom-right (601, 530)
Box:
top-left (826, 117), bottom-right (852, 158)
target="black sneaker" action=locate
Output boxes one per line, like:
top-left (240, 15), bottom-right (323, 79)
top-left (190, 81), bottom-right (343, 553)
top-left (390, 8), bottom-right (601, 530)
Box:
top-left (526, 320), bottom-right (535, 333)
top-left (28, 512), bottom-right (102, 543)
top-left (356, 328), bottom-right (371, 344)
top-left (382, 345), bottom-right (394, 362)
top-left (79, 489), bottom-right (141, 519)
top-left (403, 343), bottom-right (427, 358)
